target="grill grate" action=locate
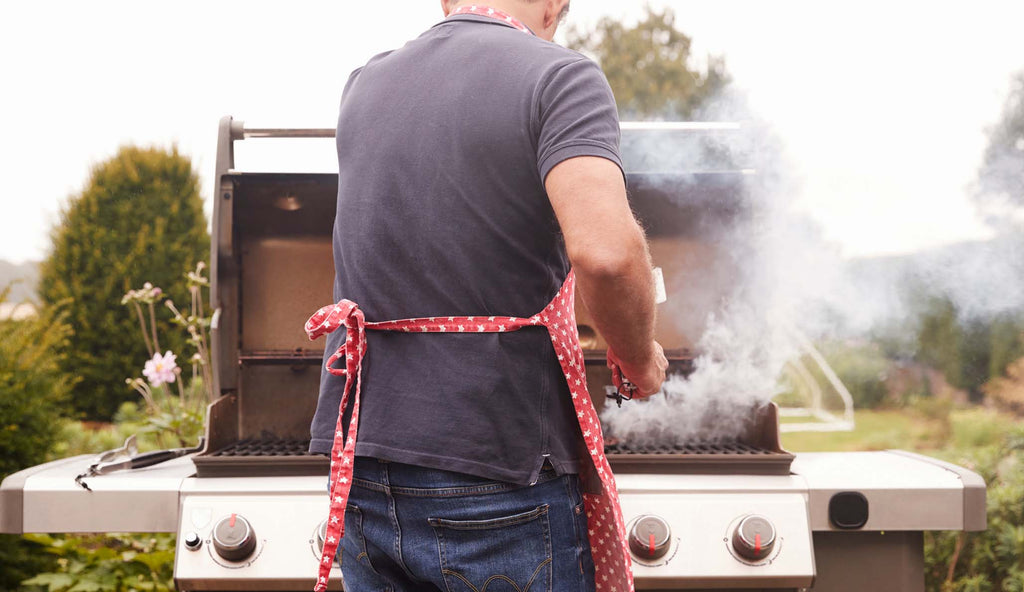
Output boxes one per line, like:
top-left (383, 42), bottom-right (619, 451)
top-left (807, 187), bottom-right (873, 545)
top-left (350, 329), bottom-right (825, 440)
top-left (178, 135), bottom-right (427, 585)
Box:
top-left (206, 438), bottom-right (775, 458)
top-left (209, 438), bottom-right (314, 457)
top-left (604, 440), bottom-right (776, 456)
top-left (195, 436), bottom-right (793, 477)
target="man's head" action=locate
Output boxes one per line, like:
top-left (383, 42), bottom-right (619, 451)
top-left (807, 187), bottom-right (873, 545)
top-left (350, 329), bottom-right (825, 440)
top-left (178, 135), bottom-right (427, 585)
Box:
top-left (441, 0), bottom-right (571, 42)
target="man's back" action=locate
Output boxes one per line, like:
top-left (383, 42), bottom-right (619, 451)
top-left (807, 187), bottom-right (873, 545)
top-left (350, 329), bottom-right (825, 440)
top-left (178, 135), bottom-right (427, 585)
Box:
top-left (308, 14), bottom-right (623, 484)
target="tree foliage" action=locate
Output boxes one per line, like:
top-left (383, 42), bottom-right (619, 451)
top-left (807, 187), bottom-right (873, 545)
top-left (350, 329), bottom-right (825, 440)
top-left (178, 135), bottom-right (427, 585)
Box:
top-left (38, 146), bottom-right (209, 420)
top-left (566, 6), bottom-right (729, 119)
top-left (914, 297), bottom-right (1009, 402)
top-left (974, 70), bottom-right (1024, 228)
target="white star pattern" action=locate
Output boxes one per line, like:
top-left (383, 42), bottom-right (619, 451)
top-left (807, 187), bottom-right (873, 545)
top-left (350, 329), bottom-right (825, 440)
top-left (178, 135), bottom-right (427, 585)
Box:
top-left (303, 271), bottom-right (633, 592)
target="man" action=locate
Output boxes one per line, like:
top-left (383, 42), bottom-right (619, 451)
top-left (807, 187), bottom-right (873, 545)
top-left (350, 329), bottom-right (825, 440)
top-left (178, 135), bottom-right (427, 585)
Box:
top-left (308, 1), bottom-right (667, 590)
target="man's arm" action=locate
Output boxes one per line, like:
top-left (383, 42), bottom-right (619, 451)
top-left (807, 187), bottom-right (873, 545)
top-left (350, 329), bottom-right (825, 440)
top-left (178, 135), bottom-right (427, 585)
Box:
top-left (546, 156), bottom-right (667, 396)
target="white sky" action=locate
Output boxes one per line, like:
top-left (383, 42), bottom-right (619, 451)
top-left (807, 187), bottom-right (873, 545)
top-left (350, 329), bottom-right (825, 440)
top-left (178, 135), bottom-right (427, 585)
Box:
top-left (1, 0), bottom-right (1021, 263)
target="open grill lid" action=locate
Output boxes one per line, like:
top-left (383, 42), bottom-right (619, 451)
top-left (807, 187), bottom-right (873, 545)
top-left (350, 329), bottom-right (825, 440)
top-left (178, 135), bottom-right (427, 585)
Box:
top-left (196, 118), bottom-right (788, 477)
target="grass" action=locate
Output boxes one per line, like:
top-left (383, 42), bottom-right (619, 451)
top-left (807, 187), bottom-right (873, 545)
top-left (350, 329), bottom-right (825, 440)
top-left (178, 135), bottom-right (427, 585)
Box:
top-left (782, 407), bottom-right (1020, 453)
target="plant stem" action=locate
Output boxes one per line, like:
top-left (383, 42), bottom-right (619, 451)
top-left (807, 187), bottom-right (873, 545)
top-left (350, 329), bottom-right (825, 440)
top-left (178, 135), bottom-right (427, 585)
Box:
top-left (134, 302), bottom-right (154, 357)
top-left (945, 531), bottom-right (966, 583)
top-left (148, 301), bottom-right (161, 352)
top-left (132, 381), bottom-right (157, 414)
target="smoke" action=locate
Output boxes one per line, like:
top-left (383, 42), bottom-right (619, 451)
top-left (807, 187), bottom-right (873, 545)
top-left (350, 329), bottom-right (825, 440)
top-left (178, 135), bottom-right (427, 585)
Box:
top-left (601, 84), bottom-right (1024, 444)
top-left (602, 86), bottom-right (855, 443)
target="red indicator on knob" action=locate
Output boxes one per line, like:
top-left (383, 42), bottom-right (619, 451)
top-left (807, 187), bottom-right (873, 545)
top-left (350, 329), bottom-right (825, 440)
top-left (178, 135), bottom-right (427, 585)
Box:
top-left (627, 515), bottom-right (671, 561)
top-left (229, 513), bottom-right (237, 528)
top-left (731, 515), bottom-right (776, 562)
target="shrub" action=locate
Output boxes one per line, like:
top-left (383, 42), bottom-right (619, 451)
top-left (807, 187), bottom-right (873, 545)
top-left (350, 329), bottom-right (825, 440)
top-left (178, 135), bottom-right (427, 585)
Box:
top-left (985, 357), bottom-right (1024, 414)
top-left (38, 145), bottom-right (209, 420)
top-left (0, 289), bottom-right (72, 590)
top-left (21, 533), bottom-right (175, 592)
top-left (925, 426), bottom-right (1024, 590)
top-left (820, 342), bottom-right (891, 409)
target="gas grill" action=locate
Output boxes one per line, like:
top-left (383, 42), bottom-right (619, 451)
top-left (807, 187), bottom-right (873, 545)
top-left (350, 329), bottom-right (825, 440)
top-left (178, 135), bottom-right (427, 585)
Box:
top-left (1, 118), bottom-right (986, 592)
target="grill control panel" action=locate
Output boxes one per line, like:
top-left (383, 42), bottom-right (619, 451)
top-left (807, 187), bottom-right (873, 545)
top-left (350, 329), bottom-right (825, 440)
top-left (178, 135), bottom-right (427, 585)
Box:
top-left (174, 491), bottom-right (342, 591)
top-left (617, 484), bottom-right (814, 589)
top-left (174, 475), bottom-right (814, 591)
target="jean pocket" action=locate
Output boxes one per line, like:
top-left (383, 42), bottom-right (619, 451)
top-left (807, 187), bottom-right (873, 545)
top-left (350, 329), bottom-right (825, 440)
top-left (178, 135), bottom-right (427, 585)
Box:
top-left (429, 504), bottom-right (552, 592)
top-left (343, 504), bottom-right (384, 576)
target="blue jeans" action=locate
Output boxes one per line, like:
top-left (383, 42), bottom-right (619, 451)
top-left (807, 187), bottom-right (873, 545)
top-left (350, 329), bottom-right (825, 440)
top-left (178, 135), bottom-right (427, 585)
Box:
top-left (329, 457), bottom-right (595, 592)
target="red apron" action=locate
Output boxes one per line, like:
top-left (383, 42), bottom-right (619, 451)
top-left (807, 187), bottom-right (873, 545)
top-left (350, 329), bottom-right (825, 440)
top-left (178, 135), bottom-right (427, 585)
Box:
top-left (306, 271), bottom-right (633, 592)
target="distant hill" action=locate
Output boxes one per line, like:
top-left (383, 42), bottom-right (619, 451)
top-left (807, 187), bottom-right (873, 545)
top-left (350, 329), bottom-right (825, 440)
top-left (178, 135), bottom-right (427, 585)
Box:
top-left (0, 260), bottom-right (40, 303)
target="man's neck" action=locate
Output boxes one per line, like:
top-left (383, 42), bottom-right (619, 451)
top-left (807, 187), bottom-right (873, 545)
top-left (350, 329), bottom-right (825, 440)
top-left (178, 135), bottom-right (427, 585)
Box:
top-left (449, 1), bottom-right (545, 38)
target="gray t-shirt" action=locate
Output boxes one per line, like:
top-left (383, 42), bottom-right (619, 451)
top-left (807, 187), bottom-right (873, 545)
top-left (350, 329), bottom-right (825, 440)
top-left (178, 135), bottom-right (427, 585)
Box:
top-left (309, 14), bottom-right (623, 485)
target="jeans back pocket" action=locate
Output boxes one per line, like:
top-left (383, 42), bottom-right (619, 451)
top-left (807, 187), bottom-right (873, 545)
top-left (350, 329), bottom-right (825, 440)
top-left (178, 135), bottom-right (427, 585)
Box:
top-left (429, 504), bottom-right (552, 592)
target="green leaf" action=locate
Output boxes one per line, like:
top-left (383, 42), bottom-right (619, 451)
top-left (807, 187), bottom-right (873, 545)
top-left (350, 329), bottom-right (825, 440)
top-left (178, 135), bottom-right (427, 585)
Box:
top-left (22, 572), bottom-right (75, 590)
top-left (67, 579), bottom-right (103, 592)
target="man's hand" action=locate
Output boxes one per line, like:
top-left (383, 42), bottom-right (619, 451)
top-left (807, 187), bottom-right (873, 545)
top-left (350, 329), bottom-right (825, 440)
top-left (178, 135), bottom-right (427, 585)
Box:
top-left (609, 341), bottom-right (669, 398)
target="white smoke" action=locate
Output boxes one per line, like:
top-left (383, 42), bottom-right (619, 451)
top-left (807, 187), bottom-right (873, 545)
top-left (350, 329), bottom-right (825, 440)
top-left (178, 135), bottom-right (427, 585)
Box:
top-left (602, 86), bottom-right (847, 443)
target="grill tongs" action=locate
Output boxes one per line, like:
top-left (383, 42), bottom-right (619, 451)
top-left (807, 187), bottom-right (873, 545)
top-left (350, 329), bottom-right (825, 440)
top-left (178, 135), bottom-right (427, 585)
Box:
top-left (74, 435), bottom-right (205, 491)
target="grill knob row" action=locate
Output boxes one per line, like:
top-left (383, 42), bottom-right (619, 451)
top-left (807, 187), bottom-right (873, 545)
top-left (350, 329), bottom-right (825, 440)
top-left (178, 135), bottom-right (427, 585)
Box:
top-left (627, 515), bottom-right (672, 560)
top-left (731, 515), bottom-right (776, 561)
top-left (213, 514), bottom-right (257, 562)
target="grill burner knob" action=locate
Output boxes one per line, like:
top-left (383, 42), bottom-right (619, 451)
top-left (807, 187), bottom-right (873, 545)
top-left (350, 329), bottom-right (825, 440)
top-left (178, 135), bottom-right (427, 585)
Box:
top-left (213, 514), bottom-right (257, 562)
top-left (183, 531), bottom-right (202, 551)
top-left (732, 515), bottom-right (776, 561)
top-left (628, 515), bottom-right (671, 560)
top-left (317, 519), bottom-right (328, 553)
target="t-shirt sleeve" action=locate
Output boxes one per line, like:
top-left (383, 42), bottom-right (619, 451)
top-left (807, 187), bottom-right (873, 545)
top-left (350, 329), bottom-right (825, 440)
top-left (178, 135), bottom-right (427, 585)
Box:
top-left (535, 58), bottom-right (623, 183)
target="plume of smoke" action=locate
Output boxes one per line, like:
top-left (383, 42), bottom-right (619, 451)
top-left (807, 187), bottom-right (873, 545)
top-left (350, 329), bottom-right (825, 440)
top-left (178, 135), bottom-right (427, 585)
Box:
top-left (603, 85), bottom-right (845, 443)
top-left (602, 79), bottom-right (1024, 444)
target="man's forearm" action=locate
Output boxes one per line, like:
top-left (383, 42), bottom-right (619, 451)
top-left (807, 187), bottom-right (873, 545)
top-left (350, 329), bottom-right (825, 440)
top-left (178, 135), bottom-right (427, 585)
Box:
top-left (574, 225), bottom-right (657, 368)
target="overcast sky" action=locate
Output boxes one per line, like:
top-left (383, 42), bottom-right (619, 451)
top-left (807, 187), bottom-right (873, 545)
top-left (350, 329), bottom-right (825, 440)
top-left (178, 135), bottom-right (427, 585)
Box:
top-left (2, 0), bottom-right (1022, 264)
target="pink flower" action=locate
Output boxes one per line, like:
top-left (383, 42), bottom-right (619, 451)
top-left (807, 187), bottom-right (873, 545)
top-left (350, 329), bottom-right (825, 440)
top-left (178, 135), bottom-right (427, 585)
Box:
top-left (143, 351), bottom-right (178, 387)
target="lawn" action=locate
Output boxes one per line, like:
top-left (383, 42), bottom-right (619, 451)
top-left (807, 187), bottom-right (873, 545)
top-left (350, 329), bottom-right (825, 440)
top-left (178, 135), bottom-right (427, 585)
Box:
top-left (782, 407), bottom-right (1020, 453)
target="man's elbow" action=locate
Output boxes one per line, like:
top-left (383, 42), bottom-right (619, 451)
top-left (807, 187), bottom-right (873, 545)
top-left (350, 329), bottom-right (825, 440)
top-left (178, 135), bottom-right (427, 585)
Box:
top-left (569, 229), bottom-right (649, 281)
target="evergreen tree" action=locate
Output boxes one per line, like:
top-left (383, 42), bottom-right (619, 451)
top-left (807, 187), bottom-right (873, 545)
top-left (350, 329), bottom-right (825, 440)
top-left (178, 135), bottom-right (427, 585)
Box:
top-left (38, 146), bottom-right (209, 420)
